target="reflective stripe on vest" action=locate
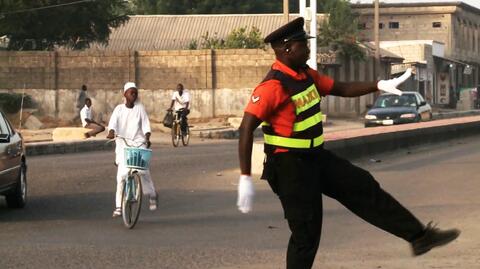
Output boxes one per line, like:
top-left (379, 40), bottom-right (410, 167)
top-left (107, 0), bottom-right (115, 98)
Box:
top-left (293, 112), bottom-right (323, 132)
top-left (264, 133), bottom-right (324, 148)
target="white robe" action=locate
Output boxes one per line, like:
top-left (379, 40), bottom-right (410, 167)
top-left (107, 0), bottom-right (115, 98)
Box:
top-left (107, 102), bottom-right (156, 208)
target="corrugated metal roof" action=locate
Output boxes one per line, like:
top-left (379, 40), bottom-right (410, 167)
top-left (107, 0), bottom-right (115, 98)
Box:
top-left (90, 14), bottom-right (329, 51)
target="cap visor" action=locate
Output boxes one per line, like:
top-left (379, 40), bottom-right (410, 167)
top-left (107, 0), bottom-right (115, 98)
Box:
top-left (285, 32), bottom-right (315, 42)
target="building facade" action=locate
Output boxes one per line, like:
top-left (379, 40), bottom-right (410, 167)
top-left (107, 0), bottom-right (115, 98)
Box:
top-left (353, 2), bottom-right (480, 107)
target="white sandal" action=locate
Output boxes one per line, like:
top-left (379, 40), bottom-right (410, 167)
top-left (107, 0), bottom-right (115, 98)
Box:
top-left (112, 207), bottom-right (122, 218)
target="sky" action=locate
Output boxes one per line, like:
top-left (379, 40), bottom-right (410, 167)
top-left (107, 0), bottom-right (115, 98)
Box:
top-left (348, 0), bottom-right (480, 10)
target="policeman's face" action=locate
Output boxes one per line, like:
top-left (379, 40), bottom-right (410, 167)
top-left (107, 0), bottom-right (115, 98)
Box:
top-left (124, 88), bottom-right (138, 103)
top-left (288, 39), bottom-right (310, 67)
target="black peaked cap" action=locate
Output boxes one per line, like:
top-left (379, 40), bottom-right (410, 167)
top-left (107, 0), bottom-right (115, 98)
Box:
top-left (264, 17), bottom-right (314, 44)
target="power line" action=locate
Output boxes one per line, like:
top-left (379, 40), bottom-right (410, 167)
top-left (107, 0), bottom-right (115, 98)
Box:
top-left (0, 0), bottom-right (96, 16)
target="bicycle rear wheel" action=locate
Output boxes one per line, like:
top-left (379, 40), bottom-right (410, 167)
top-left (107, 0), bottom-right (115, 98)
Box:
top-left (181, 125), bottom-right (190, 146)
top-left (121, 173), bottom-right (142, 229)
top-left (171, 122), bottom-right (180, 147)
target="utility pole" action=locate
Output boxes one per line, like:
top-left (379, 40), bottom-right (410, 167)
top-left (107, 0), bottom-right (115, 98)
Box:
top-left (374, 0), bottom-right (380, 61)
top-left (283, 0), bottom-right (289, 23)
top-left (299, 0), bottom-right (317, 70)
top-left (374, 0), bottom-right (381, 80)
top-left (309, 0), bottom-right (317, 70)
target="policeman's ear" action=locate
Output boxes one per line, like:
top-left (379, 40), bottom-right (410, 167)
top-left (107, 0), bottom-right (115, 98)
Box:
top-left (273, 42), bottom-right (291, 56)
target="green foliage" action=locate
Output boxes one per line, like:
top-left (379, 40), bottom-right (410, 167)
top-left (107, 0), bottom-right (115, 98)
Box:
top-left (131, 0), bottom-right (299, 14)
top-left (199, 32), bottom-right (224, 49)
top-left (0, 0), bottom-right (130, 50)
top-left (225, 27), bottom-right (265, 49)
top-left (187, 39), bottom-right (198, 50)
top-left (0, 93), bottom-right (36, 114)
top-left (317, 0), bottom-right (365, 60)
top-left (192, 26), bottom-right (265, 50)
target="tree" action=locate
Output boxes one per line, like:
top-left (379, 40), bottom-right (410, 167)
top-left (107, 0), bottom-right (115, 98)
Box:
top-left (0, 0), bottom-right (129, 50)
top-left (317, 0), bottom-right (364, 60)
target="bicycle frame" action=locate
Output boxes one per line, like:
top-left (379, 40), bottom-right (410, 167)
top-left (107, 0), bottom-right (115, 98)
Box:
top-left (171, 110), bottom-right (190, 147)
top-left (111, 136), bottom-right (148, 229)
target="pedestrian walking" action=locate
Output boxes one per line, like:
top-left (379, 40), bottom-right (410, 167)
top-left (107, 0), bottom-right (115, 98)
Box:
top-left (236, 17), bottom-right (460, 269)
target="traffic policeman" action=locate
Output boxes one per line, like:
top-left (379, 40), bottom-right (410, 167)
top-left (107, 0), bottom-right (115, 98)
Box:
top-left (236, 17), bottom-right (460, 269)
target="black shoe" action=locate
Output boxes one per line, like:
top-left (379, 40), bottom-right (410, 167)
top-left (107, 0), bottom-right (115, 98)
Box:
top-left (411, 222), bottom-right (460, 256)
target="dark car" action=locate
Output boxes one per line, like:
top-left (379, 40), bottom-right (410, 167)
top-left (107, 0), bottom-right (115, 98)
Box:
top-left (364, 91), bottom-right (433, 127)
top-left (0, 110), bottom-right (27, 208)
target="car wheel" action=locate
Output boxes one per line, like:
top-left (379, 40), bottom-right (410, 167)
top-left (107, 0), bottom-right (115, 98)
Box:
top-left (6, 162), bottom-right (27, 209)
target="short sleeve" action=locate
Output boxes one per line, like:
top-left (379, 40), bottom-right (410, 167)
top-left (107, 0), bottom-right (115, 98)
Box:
top-left (139, 105), bottom-right (151, 134)
top-left (171, 92), bottom-right (177, 100)
top-left (108, 106), bottom-right (120, 132)
top-left (80, 107), bottom-right (87, 120)
top-left (244, 80), bottom-right (288, 121)
top-left (307, 68), bottom-right (334, 96)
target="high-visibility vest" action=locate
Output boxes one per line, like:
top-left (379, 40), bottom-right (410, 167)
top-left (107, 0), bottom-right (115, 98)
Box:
top-left (261, 69), bottom-right (324, 154)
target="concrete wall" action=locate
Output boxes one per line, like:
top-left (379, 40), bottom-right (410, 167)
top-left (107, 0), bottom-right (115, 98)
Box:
top-left (0, 49), bottom-right (387, 122)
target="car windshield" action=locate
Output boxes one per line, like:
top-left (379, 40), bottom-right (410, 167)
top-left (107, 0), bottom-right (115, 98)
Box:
top-left (373, 94), bottom-right (417, 108)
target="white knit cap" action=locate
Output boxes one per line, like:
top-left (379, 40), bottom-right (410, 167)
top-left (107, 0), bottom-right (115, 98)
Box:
top-left (123, 82), bottom-right (137, 92)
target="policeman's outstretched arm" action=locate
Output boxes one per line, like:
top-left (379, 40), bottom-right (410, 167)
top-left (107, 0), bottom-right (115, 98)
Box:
top-left (237, 112), bottom-right (262, 214)
top-left (329, 68), bottom-right (411, 97)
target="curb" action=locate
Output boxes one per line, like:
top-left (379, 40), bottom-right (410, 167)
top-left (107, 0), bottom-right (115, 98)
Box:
top-left (324, 120), bottom-right (480, 160)
top-left (26, 139), bottom-right (114, 156)
top-left (25, 113), bottom-right (480, 157)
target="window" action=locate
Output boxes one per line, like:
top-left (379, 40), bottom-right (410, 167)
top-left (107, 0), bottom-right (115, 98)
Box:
top-left (432, 22), bottom-right (442, 28)
top-left (389, 22), bottom-right (399, 29)
top-left (379, 23), bottom-right (384, 29)
top-left (358, 23), bottom-right (366, 30)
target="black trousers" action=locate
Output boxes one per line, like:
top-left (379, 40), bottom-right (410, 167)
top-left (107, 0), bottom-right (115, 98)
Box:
top-left (265, 149), bottom-right (424, 269)
top-left (176, 109), bottom-right (189, 131)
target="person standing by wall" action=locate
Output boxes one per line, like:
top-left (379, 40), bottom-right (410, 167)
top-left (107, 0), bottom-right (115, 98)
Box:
top-left (236, 17), bottom-right (460, 269)
top-left (73, 85), bottom-right (88, 123)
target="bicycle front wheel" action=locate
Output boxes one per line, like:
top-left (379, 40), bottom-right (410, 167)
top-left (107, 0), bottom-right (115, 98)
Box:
top-left (121, 173), bottom-right (143, 229)
top-left (171, 122), bottom-right (180, 147)
top-left (181, 125), bottom-right (190, 146)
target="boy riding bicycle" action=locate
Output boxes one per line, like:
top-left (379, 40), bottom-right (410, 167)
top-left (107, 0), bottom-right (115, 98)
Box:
top-left (107, 82), bottom-right (158, 217)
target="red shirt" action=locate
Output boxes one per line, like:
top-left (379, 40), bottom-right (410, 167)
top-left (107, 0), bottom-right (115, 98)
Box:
top-left (245, 60), bottom-right (334, 138)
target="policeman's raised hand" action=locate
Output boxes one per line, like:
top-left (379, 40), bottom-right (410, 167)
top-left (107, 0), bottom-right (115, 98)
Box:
top-left (377, 68), bottom-right (412, 96)
top-left (237, 175), bottom-right (255, 213)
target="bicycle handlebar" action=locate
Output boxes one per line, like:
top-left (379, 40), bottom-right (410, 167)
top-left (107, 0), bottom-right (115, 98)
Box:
top-left (107, 135), bottom-right (148, 148)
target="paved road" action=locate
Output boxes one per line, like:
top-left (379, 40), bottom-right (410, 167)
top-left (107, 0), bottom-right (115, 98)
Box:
top-left (1, 136), bottom-right (478, 269)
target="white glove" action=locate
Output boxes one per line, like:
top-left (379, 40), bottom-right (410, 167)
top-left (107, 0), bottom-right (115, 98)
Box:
top-left (377, 68), bottom-right (412, 96)
top-left (237, 175), bottom-right (255, 213)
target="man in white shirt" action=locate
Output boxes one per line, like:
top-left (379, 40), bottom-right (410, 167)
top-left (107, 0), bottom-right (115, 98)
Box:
top-left (169, 83), bottom-right (190, 133)
top-left (107, 82), bottom-right (158, 217)
top-left (80, 98), bottom-right (105, 138)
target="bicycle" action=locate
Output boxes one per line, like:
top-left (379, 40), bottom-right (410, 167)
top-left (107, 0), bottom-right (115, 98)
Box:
top-left (110, 136), bottom-right (152, 229)
top-left (171, 109), bottom-right (190, 147)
